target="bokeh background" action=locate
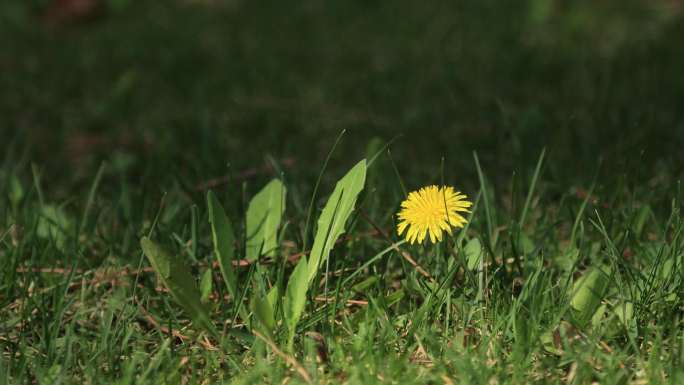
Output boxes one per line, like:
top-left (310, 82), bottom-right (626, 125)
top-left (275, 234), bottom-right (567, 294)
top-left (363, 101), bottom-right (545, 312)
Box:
top-left (2, 0), bottom-right (684, 194)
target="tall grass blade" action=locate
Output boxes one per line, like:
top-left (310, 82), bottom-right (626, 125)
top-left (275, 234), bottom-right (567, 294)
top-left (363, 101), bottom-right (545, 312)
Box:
top-left (79, 162), bottom-right (106, 235)
top-left (519, 148), bottom-right (545, 228)
top-left (473, 152), bottom-right (494, 248)
top-left (302, 130), bottom-right (346, 252)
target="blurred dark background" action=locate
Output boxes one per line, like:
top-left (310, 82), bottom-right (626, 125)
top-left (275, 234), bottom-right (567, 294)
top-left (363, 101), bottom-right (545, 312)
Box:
top-left (2, 0), bottom-right (683, 196)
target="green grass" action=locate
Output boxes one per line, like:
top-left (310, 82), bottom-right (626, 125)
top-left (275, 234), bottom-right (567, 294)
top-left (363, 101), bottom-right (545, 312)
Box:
top-left (2, 0), bottom-right (684, 384)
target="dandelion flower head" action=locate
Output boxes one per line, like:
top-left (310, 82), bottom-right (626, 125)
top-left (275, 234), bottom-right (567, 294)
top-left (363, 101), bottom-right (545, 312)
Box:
top-left (397, 185), bottom-right (472, 244)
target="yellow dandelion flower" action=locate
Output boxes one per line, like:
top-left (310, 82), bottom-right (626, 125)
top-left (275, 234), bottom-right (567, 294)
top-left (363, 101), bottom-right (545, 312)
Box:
top-left (397, 185), bottom-right (472, 244)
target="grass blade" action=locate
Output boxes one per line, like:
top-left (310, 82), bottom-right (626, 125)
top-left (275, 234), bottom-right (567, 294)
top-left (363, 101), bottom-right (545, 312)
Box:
top-left (302, 130), bottom-right (346, 252)
top-left (79, 161), bottom-right (106, 235)
top-left (519, 148), bottom-right (545, 228)
top-left (473, 152), bottom-right (494, 248)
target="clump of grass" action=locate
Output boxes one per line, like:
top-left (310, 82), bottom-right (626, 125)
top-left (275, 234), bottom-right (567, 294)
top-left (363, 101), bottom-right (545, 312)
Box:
top-left (2, 140), bottom-right (682, 384)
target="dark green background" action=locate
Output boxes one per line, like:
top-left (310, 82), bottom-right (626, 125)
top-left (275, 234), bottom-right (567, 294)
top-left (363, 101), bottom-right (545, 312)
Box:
top-left (2, 0), bottom-right (683, 193)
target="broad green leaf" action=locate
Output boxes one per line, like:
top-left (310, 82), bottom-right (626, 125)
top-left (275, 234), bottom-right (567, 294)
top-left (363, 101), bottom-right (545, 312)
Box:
top-left (266, 284), bottom-right (278, 310)
top-left (570, 267), bottom-right (609, 327)
top-left (207, 191), bottom-right (238, 299)
top-left (606, 300), bottom-right (637, 340)
top-left (307, 160), bottom-right (366, 284)
top-left (140, 237), bottom-right (217, 338)
top-left (614, 301), bottom-right (634, 327)
top-left (251, 286), bottom-right (278, 338)
top-left (464, 237), bottom-right (482, 270)
top-left (591, 303), bottom-right (607, 328)
top-left (246, 179), bottom-right (287, 261)
top-left (285, 257), bottom-right (308, 351)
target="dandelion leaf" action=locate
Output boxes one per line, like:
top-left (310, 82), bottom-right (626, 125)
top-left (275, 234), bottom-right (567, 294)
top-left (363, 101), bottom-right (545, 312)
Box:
top-left (140, 237), bottom-right (217, 338)
top-left (464, 237), bottom-right (482, 270)
top-left (207, 191), bottom-right (238, 299)
top-left (570, 266), bottom-right (610, 327)
top-left (307, 160), bottom-right (366, 284)
top-left (285, 257), bottom-right (309, 349)
top-left (246, 179), bottom-right (286, 261)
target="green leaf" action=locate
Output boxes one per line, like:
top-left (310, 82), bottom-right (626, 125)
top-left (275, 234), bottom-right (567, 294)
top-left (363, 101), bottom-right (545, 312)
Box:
top-left (245, 179), bottom-right (287, 261)
top-left (307, 160), bottom-right (366, 284)
top-left (140, 237), bottom-right (217, 338)
top-left (591, 303), bottom-right (607, 328)
top-left (285, 257), bottom-right (308, 351)
top-left (266, 284), bottom-right (278, 310)
top-left (570, 267), bottom-right (610, 327)
top-left (251, 286), bottom-right (278, 338)
top-left (614, 301), bottom-right (634, 327)
top-left (207, 191), bottom-right (238, 299)
top-left (464, 238), bottom-right (482, 270)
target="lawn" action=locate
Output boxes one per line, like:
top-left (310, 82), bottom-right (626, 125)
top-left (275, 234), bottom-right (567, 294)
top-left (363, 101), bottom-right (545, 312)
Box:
top-left (2, 1), bottom-right (684, 384)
